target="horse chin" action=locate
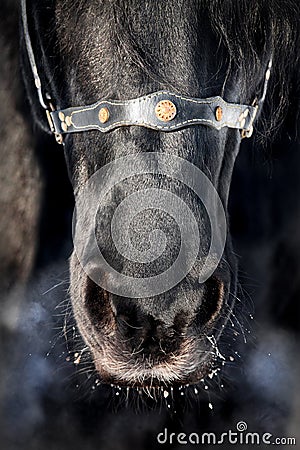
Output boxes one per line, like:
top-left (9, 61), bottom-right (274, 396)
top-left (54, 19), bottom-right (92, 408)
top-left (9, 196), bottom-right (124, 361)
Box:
top-left (70, 253), bottom-right (233, 389)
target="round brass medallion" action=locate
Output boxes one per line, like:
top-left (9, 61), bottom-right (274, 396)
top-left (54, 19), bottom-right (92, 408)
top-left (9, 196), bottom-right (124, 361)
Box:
top-left (155, 100), bottom-right (177, 122)
top-left (99, 107), bottom-right (110, 124)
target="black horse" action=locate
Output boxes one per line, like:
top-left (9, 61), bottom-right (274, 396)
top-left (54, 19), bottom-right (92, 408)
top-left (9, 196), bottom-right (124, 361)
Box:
top-left (19, 0), bottom-right (300, 392)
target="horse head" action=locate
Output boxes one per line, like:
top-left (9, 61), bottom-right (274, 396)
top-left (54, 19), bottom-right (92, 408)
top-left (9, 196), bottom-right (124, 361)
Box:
top-left (22, 0), bottom-right (299, 389)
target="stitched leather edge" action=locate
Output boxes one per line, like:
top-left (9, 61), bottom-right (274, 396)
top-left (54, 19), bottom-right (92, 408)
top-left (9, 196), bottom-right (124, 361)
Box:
top-left (51, 91), bottom-right (257, 135)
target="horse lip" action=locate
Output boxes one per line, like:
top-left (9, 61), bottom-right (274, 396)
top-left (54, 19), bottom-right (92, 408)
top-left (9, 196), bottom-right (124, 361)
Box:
top-left (95, 354), bottom-right (215, 389)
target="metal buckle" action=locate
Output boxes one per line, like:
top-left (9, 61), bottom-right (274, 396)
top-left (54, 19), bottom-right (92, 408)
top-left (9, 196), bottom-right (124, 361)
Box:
top-left (241, 102), bottom-right (258, 139)
top-left (46, 102), bottom-right (63, 145)
top-left (241, 125), bottom-right (254, 139)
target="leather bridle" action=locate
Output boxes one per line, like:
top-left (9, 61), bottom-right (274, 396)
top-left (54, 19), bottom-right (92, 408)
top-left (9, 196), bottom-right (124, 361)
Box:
top-left (21, 0), bottom-right (272, 146)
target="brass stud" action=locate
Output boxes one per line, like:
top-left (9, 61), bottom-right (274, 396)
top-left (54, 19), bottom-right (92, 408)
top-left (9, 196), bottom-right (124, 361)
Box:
top-left (215, 106), bottom-right (223, 122)
top-left (61, 122), bottom-right (68, 132)
top-left (155, 100), bottom-right (177, 122)
top-left (99, 107), bottom-right (110, 124)
top-left (65, 116), bottom-right (72, 127)
top-left (58, 111), bottom-right (65, 122)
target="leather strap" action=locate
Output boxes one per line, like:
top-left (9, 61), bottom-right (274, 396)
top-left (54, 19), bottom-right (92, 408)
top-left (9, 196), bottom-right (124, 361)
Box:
top-left (21, 0), bottom-right (271, 144)
top-left (50, 91), bottom-right (258, 137)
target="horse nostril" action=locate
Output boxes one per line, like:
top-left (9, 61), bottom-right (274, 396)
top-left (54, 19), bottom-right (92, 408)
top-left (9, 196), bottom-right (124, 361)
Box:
top-left (114, 301), bottom-right (140, 332)
top-left (197, 278), bottom-right (225, 327)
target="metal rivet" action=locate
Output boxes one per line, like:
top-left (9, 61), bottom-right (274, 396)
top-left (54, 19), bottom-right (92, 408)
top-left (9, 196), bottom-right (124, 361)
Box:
top-left (99, 107), bottom-right (110, 124)
top-left (155, 100), bottom-right (177, 122)
top-left (61, 122), bottom-right (68, 132)
top-left (65, 116), bottom-right (72, 127)
top-left (58, 111), bottom-right (65, 122)
top-left (215, 106), bottom-right (223, 122)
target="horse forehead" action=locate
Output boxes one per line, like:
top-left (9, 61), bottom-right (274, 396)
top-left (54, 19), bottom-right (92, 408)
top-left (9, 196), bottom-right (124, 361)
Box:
top-left (53, 1), bottom-right (219, 97)
top-left (54, 1), bottom-right (212, 61)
